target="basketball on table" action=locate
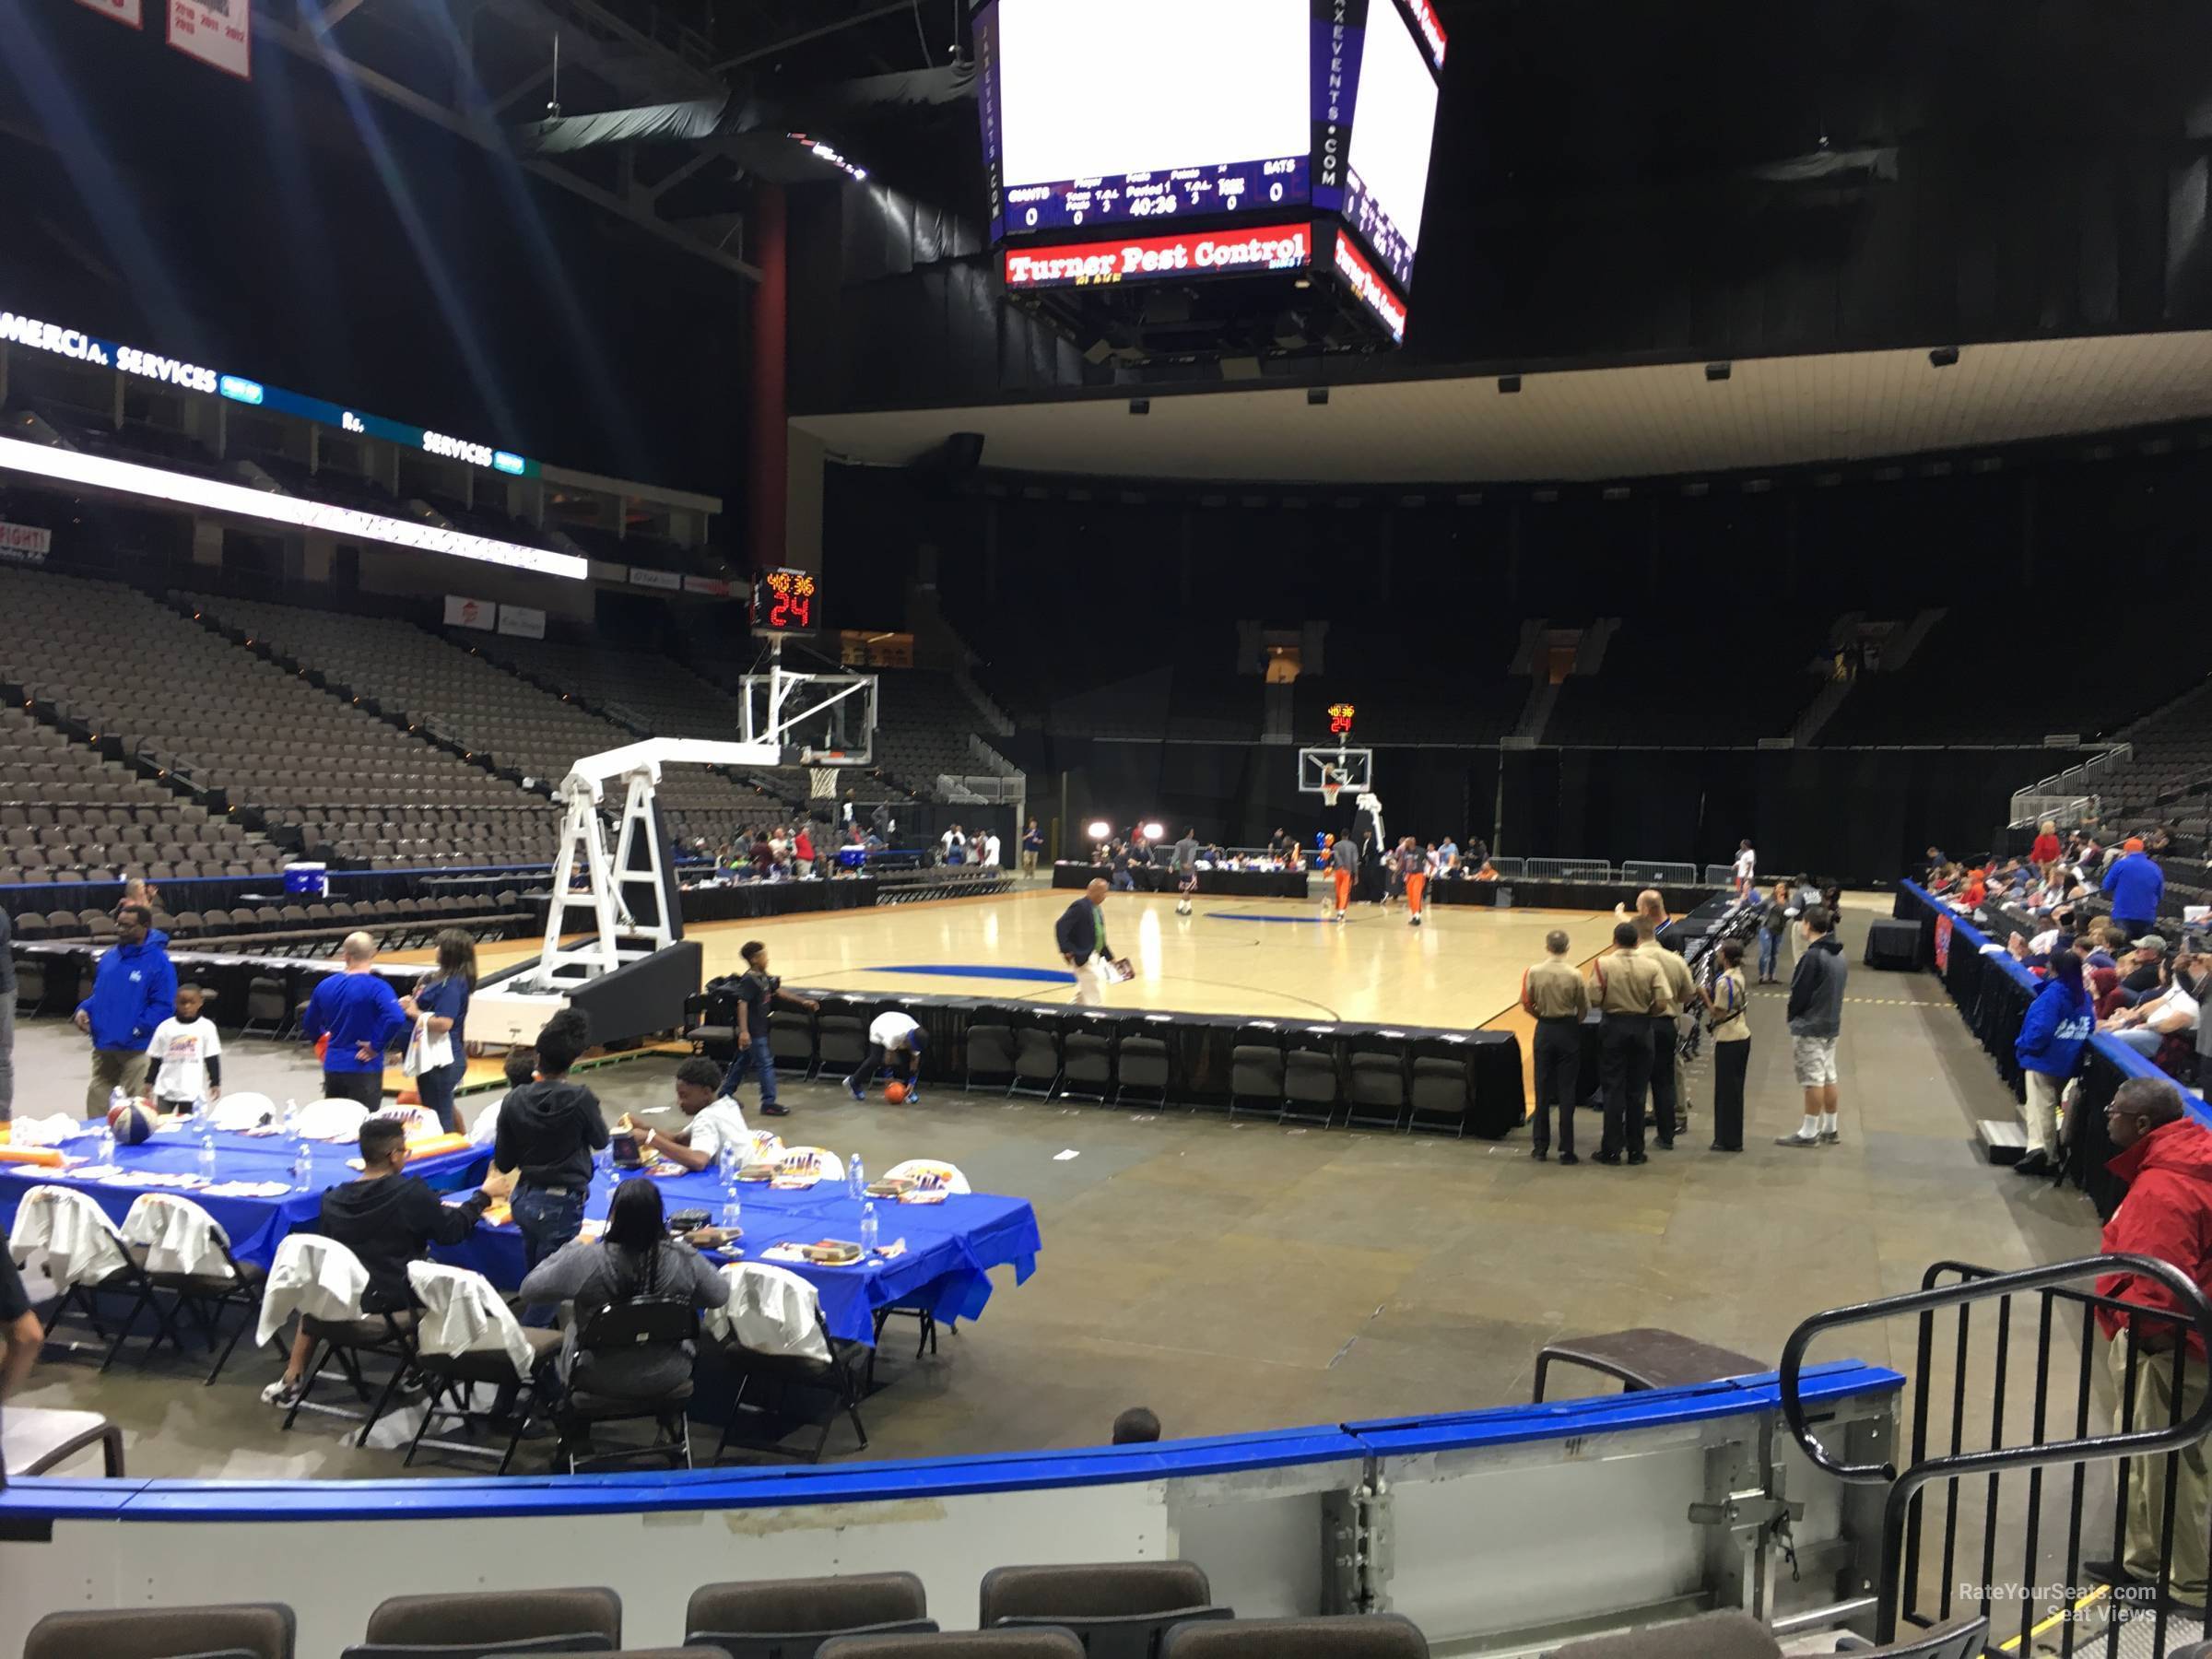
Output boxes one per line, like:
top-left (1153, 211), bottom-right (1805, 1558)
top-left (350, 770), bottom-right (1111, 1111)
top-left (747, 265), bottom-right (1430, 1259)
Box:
top-left (885, 1082), bottom-right (909, 1105)
top-left (108, 1098), bottom-right (160, 1145)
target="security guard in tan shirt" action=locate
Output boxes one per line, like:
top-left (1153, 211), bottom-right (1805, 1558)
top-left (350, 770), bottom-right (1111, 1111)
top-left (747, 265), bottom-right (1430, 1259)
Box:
top-left (1638, 929), bottom-right (1698, 1150)
top-left (1521, 930), bottom-right (1592, 1162)
top-left (1591, 921), bottom-right (1666, 1162)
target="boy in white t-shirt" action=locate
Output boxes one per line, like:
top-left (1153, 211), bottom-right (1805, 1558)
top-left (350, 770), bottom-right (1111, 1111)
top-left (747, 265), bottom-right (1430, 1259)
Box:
top-left (144, 983), bottom-right (222, 1113)
top-left (623, 1057), bottom-right (753, 1171)
top-left (847, 1010), bottom-right (925, 1102)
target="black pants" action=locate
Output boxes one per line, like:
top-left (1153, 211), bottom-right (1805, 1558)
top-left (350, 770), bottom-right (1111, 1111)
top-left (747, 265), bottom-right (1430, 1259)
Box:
top-left (1647, 1017), bottom-right (1679, 1147)
top-left (321, 1068), bottom-right (383, 1110)
top-left (1711, 1039), bottom-right (1749, 1150)
top-left (1532, 1018), bottom-right (1581, 1156)
top-left (1599, 1015), bottom-right (1654, 1158)
top-left (847, 1043), bottom-right (917, 1093)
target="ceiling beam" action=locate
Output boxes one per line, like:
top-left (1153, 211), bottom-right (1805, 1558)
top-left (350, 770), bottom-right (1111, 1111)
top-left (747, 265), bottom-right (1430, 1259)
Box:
top-left (710, 0), bottom-right (915, 72)
top-left (260, 16), bottom-right (760, 282)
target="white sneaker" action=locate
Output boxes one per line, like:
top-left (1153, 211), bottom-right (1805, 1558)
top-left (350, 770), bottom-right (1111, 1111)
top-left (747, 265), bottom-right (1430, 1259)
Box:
top-left (261, 1378), bottom-right (303, 1407)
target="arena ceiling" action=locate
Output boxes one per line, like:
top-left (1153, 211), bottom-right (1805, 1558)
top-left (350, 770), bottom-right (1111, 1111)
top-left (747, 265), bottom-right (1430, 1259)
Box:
top-left (792, 331), bottom-right (2212, 485)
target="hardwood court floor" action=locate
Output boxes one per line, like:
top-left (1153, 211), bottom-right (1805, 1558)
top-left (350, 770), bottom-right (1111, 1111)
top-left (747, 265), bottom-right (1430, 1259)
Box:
top-left (390, 888), bottom-right (1619, 1031)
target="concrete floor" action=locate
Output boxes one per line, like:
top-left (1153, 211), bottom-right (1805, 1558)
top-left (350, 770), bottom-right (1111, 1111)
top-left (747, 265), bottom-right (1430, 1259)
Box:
top-left (7, 897), bottom-right (2109, 1483)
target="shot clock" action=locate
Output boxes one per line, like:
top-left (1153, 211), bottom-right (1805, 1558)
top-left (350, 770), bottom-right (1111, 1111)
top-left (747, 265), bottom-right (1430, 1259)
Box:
top-left (751, 567), bottom-right (818, 634)
top-left (1327, 702), bottom-right (1357, 738)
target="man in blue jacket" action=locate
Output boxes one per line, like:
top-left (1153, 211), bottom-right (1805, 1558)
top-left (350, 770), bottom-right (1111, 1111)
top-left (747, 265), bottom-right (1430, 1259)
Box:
top-left (2014, 949), bottom-right (2093, 1178)
top-left (73, 902), bottom-right (175, 1116)
top-left (2103, 839), bottom-right (2165, 939)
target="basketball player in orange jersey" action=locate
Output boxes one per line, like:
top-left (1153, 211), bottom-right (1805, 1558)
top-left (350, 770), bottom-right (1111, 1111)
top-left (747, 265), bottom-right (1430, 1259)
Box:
top-left (1330, 831), bottom-right (1359, 922)
top-left (1396, 836), bottom-right (1429, 927)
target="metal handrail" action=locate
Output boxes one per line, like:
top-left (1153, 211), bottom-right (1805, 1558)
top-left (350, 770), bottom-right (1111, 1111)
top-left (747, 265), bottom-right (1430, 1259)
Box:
top-left (1778, 1253), bottom-right (2212, 1642)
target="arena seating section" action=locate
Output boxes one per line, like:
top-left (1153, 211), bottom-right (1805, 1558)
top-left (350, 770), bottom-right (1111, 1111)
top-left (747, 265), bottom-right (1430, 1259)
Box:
top-left (183, 594), bottom-right (773, 848)
top-left (0, 702), bottom-right (278, 886)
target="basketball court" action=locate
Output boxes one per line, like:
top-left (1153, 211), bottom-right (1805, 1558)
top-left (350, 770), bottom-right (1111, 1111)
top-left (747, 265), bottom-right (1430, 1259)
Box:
top-left (394, 888), bottom-right (1623, 1030)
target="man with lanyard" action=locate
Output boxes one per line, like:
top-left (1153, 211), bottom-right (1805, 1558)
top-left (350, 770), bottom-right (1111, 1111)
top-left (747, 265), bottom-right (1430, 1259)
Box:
top-left (1171, 827), bottom-right (1202, 916)
top-left (1057, 877), bottom-right (1118, 1006)
top-left (718, 939), bottom-right (818, 1119)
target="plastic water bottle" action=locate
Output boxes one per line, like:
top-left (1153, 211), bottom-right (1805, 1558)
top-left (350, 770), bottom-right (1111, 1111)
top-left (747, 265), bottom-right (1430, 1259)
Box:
top-left (847, 1152), bottom-right (865, 1201)
top-left (196, 1123), bottom-right (217, 1182)
top-left (720, 1192), bottom-right (742, 1234)
top-left (106, 1085), bottom-right (125, 1121)
top-left (859, 1200), bottom-right (879, 1257)
top-left (296, 1139), bottom-right (314, 1189)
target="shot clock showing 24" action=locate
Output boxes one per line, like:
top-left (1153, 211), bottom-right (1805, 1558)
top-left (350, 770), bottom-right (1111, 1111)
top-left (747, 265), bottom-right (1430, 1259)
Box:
top-left (751, 567), bottom-right (818, 633)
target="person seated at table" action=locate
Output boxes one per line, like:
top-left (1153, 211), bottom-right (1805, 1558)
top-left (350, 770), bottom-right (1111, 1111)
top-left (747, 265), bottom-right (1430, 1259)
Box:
top-left (518, 1177), bottom-right (731, 1399)
top-left (261, 1116), bottom-right (510, 1408)
top-left (620, 1058), bottom-right (750, 1172)
top-left (1473, 858), bottom-right (1500, 882)
top-left (467, 1046), bottom-right (537, 1149)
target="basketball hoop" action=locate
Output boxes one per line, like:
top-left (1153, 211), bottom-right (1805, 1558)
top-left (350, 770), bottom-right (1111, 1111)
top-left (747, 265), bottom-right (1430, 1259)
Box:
top-left (808, 766), bottom-right (838, 799)
top-left (1322, 773), bottom-right (1342, 809)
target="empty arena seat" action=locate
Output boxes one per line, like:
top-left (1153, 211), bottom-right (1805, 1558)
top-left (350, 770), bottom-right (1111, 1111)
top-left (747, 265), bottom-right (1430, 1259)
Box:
top-left (980, 1562), bottom-right (1228, 1654)
top-left (1406, 1056), bottom-right (1469, 1135)
top-left (684, 1571), bottom-right (935, 1655)
top-left (816, 1009), bottom-right (869, 1075)
top-left (818, 1635), bottom-right (1082, 1658)
top-left (963, 1019), bottom-right (1017, 1091)
top-left (1158, 1615), bottom-right (1429, 1657)
top-left (350, 1587), bottom-right (621, 1658)
top-left (23, 1602), bottom-right (297, 1659)
top-left (1113, 1030), bottom-right (1171, 1107)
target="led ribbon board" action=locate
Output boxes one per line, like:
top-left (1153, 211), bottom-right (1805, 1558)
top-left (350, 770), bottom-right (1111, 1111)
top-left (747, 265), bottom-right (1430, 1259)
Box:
top-left (0, 436), bottom-right (586, 579)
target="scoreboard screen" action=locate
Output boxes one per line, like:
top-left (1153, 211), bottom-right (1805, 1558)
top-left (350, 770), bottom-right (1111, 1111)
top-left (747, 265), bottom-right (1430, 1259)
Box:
top-left (1341, 0), bottom-right (1444, 294)
top-left (977, 0), bottom-right (1312, 240)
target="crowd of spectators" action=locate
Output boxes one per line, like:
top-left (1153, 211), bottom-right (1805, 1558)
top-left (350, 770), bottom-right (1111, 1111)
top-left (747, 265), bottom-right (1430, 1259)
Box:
top-left (1083, 825), bottom-right (1507, 891)
top-left (1928, 823), bottom-right (2212, 1093)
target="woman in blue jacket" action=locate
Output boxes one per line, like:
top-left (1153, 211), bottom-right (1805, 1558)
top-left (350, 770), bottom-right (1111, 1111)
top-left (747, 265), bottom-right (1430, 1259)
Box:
top-left (2015, 949), bottom-right (2093, 1177)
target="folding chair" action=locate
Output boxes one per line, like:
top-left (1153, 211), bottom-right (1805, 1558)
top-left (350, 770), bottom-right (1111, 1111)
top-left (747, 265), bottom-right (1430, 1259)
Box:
top-left (260, 1233), bottom-right (418, 1447)
top-left (709, 1263), bottom-right (871, 1463)
top-left (403, 1261), bottom-right (562, 1474)
top-left (871, 1160), bottom-right (973, 1359)
top-left (119, 1192), bottom-right (267, 1383)
top-left (555, 1296), bottom-right (700, 1474)
top-left (7, 1183), bottom-right (160, 1371)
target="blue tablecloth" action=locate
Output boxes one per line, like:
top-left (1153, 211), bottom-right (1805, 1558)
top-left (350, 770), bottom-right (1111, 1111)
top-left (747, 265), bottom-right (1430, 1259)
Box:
top-left (0, 1122), bottom-right (491, 1269)
top-left (441, 1164), bottom-right (1042, 1347)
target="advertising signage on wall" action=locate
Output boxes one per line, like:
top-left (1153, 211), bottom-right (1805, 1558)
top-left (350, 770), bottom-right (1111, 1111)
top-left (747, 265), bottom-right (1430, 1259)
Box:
top-left (0, 306), bottom-right (536, 478)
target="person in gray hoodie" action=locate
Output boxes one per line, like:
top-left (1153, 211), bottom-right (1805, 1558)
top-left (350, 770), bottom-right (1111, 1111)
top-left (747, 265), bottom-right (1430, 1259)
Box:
top-left (1777, 905), bottom-right (1848, 1147)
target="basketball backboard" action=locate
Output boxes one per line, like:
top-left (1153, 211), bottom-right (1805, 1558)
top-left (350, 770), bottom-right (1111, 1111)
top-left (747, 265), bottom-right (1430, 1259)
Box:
top-left (1297, 746), bottom-right (1374, 793)
top-left (737, 665), bottom-right (877, 766)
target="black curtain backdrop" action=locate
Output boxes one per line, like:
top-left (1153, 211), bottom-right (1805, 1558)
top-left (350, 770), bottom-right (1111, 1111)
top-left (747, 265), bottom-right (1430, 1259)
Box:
top-left (1045, 741), bottom-right (2028, 887)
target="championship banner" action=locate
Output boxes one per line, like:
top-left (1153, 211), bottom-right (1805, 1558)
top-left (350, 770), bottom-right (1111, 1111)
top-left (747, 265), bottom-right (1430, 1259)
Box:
top-left (495, 603), bottom-right (546, 640)
top-left (1934, 913), bottom-right (1953, 974)
top-left (0, 521), bottom-right (53, 564)
top-left (168, 0), bottom-right (249, 78)
top-left (74, 0), bottom-right (144, 27)
top-left (443, 594), bottom-right (495, 632)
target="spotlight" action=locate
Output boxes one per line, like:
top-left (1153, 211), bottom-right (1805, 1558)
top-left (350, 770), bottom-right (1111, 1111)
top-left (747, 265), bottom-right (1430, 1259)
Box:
top-left (1086, 819), bottom-right (1112, 841)
top-left (1497, 374), bottom-right (1522, 394)
top-left (1128, 398), bottom-right (1150, 416)
top-left (1307, 386), bottom-right (1330, 406)
top-left (1141, 821), bottom-right (1165, 841)
top-left (1705, 362), bottom-right (1732, 382)
top-left (1929, 346), bottom-right (1959, 368)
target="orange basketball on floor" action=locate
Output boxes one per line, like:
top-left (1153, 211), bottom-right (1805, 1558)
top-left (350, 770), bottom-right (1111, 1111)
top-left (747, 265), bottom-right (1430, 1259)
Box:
top-left (885, 1082), bottom-right (909, 1104)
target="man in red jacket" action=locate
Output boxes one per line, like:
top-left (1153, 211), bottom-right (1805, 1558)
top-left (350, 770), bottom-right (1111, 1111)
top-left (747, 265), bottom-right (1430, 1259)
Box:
top-left (2093, 1077), bottom-right (2212, 1607)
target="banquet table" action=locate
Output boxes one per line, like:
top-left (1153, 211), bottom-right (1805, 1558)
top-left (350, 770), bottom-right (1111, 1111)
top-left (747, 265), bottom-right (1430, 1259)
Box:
top-left (443, 1161), bottom-right (1042, 1347)
top-left (0, 1122), bottom-right (491, 1268)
